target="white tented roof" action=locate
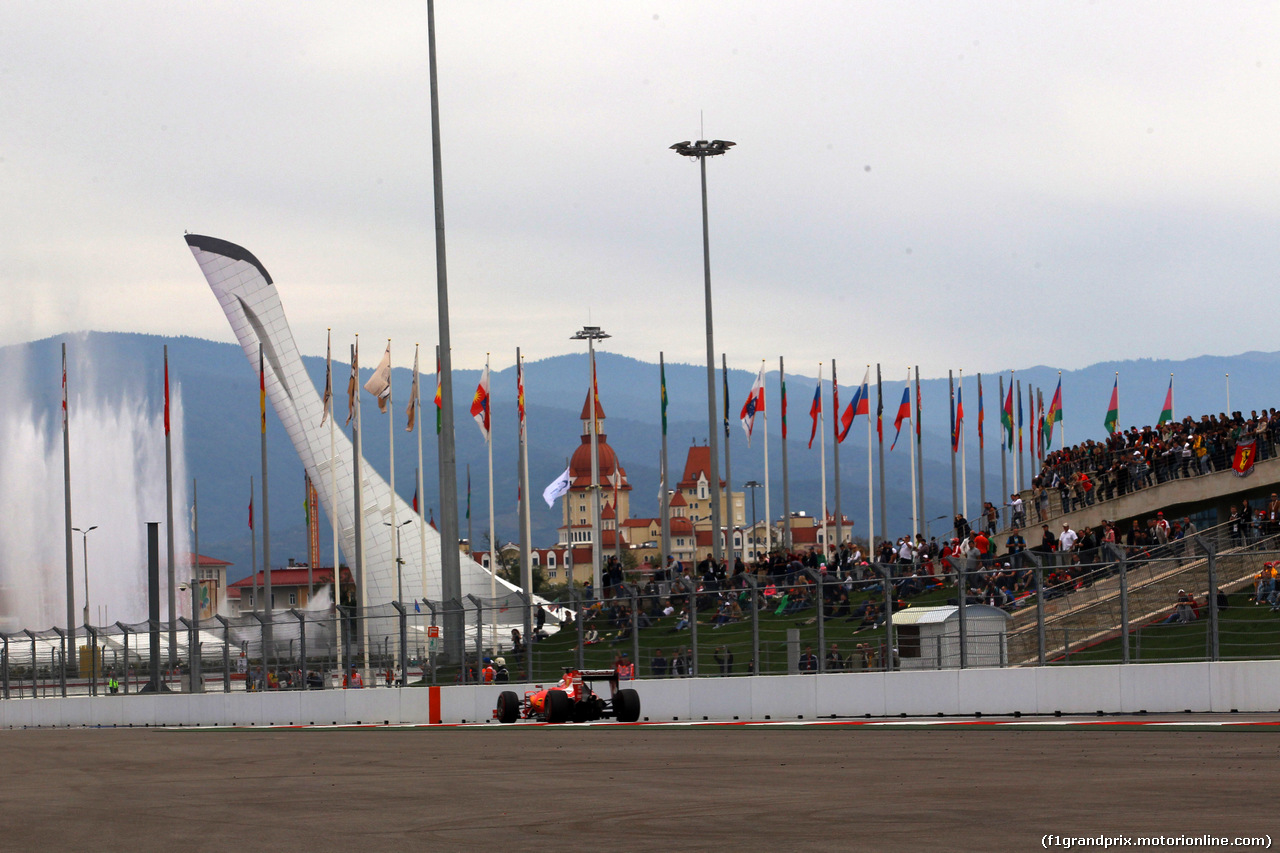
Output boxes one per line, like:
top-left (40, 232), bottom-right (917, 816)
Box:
top-left (891, 604), bottom-right (1012, 626)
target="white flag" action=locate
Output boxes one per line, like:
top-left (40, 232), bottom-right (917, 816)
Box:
top-left (542, 466), bottom-right (572, 508)
top-left (363, 343), bottom-right (392, 413)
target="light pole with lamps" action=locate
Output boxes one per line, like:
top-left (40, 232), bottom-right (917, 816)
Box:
top-left (72, 524), bottom-right (97, 692)
top-left (744, 480), bottom-right (761, 562)
top-left (384, 519), bottom-right (413, 604)
top-left (571, 325), bottom-right (610, 593)
top-left (672, 138), bottom-right (734, 566)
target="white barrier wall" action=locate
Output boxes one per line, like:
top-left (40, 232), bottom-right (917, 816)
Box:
top-left (5, 661), bottom-right (1280, 728)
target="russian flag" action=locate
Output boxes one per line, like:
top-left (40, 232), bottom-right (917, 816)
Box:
top-left (890, 384), bottom-right (911, 450)
top-left (839, 366), bottom-right (870, 443)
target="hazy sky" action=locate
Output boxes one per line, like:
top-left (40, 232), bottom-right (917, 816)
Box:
top-left (4, 2), bottom-right (1279, 379)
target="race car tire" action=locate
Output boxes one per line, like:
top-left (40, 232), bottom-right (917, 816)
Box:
top-left (546, 689), bottom-right (572, 724)
top-left (613, 688), bottom-right (641, 723)
top-left (496, 690), bottom-right (520, 724)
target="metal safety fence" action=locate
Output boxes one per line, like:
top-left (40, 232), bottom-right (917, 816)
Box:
top-left (5, 526), bottom-right (1280, 699)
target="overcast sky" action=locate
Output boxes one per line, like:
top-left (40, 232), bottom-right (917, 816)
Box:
top-left (4, 2), bottom-right (1279, 380)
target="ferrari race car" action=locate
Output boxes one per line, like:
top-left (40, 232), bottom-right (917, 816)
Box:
top-left (494, 669), bottom-right (641, 724)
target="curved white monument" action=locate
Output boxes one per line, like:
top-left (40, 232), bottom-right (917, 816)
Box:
top-left (184, 234), bottom-right (517, 610)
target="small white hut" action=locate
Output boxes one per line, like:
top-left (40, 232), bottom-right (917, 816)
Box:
top-left (891, 604), bottom-right (1012, 670)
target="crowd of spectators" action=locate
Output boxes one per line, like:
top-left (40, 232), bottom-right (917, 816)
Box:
top-left (1022, 410), bottom-right (1279, 521)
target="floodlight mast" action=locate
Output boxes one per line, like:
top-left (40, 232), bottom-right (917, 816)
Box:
top-left (671, 139), bottom-right (735, 565)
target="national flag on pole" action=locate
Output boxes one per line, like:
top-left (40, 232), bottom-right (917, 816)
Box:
top-left (320, 330), bottom-right (333, 427)
top-left (61, 344), bottom-right (68, 429)
top-left (832, 363), bottom-right (840, 443)
top-left (1104, 375), bottom-right (1119, 435)
top-left (1037, 390), bottom-right (1046, 457)
top-left (406, 345), bottom-right (420, 432)
top-left (875, 364), bottom-right (883, 442)
top-left (1046, 376), bottom-right (1063, 446)
top-left (345, 343), bottom-right (358, 427)
top-left (839, 366), bottom-right (869, 444)
top-left (1158, 376), bottom-right (1174, 425)
top-left (740, 363), bottom-right (765, 444)
top-left (952, 381), bottom-right (964, 452)
top-left (890, 384), bottom-right (911, 450)
top-left (542, 466), bottom-right (572, 508)
top-left (1016, 382), bottom-right (1024, 453)
top-left (808, 381), bottom-right (821, 449)
top-left (412, 483), bottom-right (418, 514)
top-left (248, 487), bottom-right (254, 530)
top-left (259, 346), bottom-right (267, 434)
top-left (517, 353), bottom-right (527, 442)
top-left (163, 347), bottom-right (171, 436)
top-left (915, 370), bottom-right (922, 439)
top-left (660, 360), bottom-right (668, 437)
top-left (434, 349), bottom-right (442, 435)
top-left (977, 375), bottom-right (984, 449)
top-left (1001, 379), bottom-right (1014, 451)
top-left (470, 362), bottom-right (491, 441)
top-left (363, 343), bottom-right (392, 413)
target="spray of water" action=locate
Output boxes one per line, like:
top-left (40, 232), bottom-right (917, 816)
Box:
top-left (0, 341), bottom-right (189, 631)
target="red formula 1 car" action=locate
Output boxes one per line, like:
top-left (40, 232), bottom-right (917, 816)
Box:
top-left (494, 669), bottom-right (641, 724)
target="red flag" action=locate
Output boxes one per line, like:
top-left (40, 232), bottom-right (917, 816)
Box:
top-left (248, 490), bottom-right (254, 531)
top-left (163, 348), bottom-right (171, 436)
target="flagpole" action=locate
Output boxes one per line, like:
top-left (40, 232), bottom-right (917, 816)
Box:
top-left (353, 338), bottom-right (369, 685)
top-left (517, 347), bottom-right (532, 678)
top-left (387, 342), bottom-right (401, 615)
top-left (328, 330), bottom-right (342, 683)
top-left (978, 372), bottom-right (986, 526)
top-left (1013, 368), bottom-right (1024, 494)
top-left (999, 374), bottom-right (1007, 529)
top-left (832, 360), bottom-right (841, 554)
top-left (257, 345), bottom-right (275, 679)
top-left (62, 342), bottom-right (76, 684)
top-left (959, 369), bottom-right (968, 523)
top-left (415, 344), bottom-right (426, 625)
top-left (866, 365), bottom-right (873, 564)
top-left (908, 370), bottom-right (918, 540)
top-left (250, 475), bottom-right (257, 616)
top-left (876, 363), bottom-right (886, 555)
top-left (762, 359), bottom-right (772, 555)
top-left (1015, 377), bottom-right (1024, 495)
top-left (780, 356), bottom-right (791, 552)
top-left (660, 353), bottom-right (671, 570)
top-left (914, 366), bottom-right (924, 538)
top-left (191, 477), bottom-right (201, 692)
top-left (1172, 373), bottom-right (1176, 421)
top-left (722, 354), bottom-right (735, 571)
top-left (485, 354), bottom-right (496, 653)
top-left (949, 370), bottom-right (958, 523)
top-left (818, 364), bottom-right (827, 549)
top-left (165, 345), bottom-right (178, 669)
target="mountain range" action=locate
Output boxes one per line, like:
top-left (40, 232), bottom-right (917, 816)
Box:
top-left (9, 332), bottom-right (1280, 582)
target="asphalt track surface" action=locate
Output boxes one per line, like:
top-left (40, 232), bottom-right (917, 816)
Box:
top-left (5, 717), bottom-right (1278, 852)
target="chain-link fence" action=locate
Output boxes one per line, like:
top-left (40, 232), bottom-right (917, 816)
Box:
top-left (5, 523), bottom-right (1280, 699)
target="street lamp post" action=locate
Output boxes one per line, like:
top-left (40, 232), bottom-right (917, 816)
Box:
top-left (672, 138), bottom-right (734, 566)
top-left (384, 520), bottom-right (413, 604)
top-left (72, 525), bottom-right (97, 692)
top-left (925, 514), bottom-right (949, 542)
top-left (744, 480), bottom-right (761, 562)
top-left (571, 325), bottom-right (610, 594)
